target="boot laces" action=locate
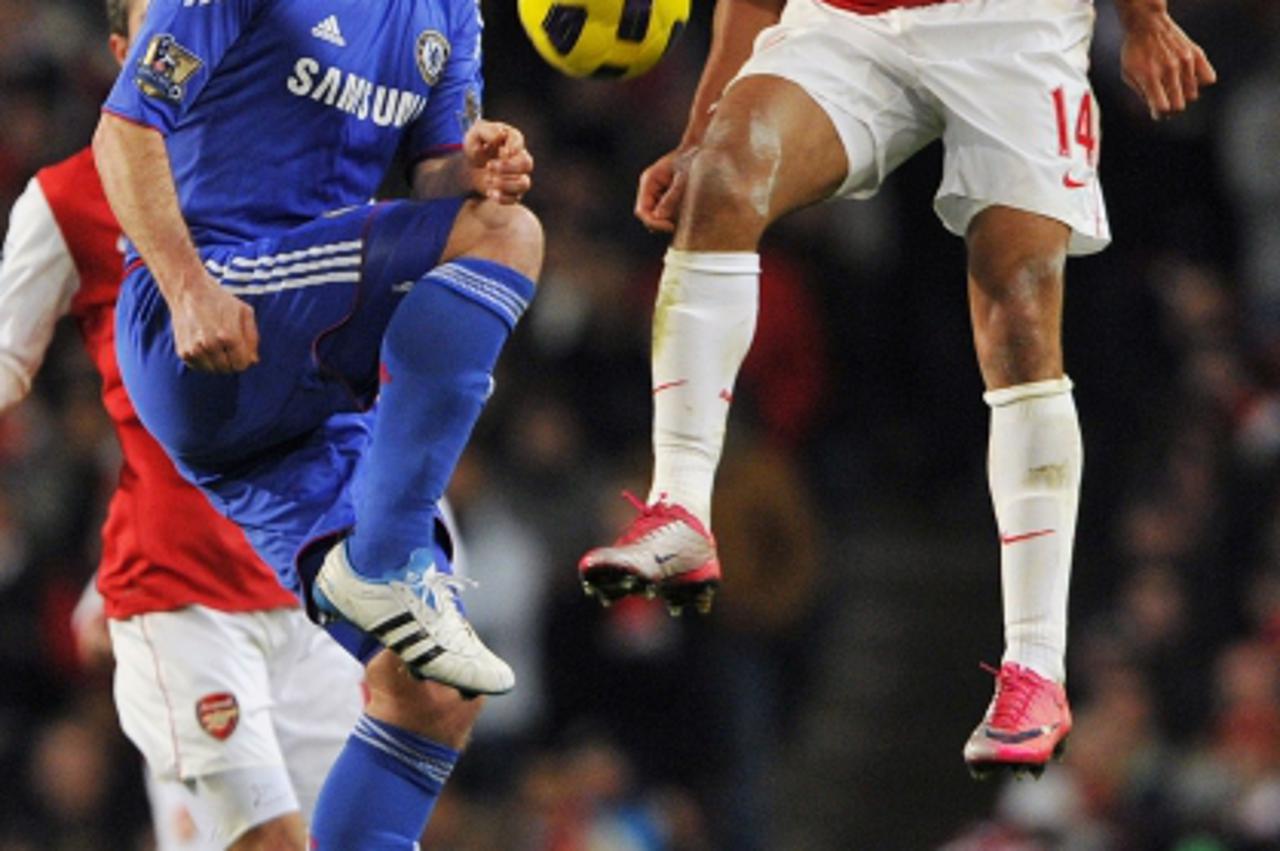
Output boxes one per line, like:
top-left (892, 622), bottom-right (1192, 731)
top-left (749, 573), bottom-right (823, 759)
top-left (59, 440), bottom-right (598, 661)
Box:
top-left (394, 549), bottom-right (476, 619)
top-left (620, 490), bottom-right (678, 533)
top-left (982, 662), bottom-right (1038, 729)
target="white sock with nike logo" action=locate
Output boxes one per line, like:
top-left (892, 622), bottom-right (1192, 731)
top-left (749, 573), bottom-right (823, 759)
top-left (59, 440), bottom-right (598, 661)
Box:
top-left (987, 376), bottom-right (1081, 684)
top-left (648, 249), bottom-right (760, 525)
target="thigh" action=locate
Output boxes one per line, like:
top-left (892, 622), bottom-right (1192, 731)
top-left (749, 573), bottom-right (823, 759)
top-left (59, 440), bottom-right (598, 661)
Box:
top-left (116, 198), bottom-right (464, 470)
top-left (917, 0), bottom-right (1111, 255)
top-left (117, 222), bottom-right (363, 469)
top-left (264, 609), bottom-right (365, 822)
top-left (311, 197), bottom-right (466, 403)
top-left (199, 410), bottom-right (372, 600)
top-left (109, 607), bottom-right (288, 782)
top-left (730, 0), bottom-right (943, 201)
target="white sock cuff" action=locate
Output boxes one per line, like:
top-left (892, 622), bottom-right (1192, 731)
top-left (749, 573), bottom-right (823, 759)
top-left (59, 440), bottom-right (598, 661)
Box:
top-left (664, 248), bottom-right (761, 276)
top-left (984, 376), bottom-right (1074, 409)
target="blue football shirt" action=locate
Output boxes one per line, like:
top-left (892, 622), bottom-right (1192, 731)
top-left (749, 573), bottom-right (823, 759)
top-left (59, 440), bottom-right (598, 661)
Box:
top-left (105, 0), bottom-right (484, 246)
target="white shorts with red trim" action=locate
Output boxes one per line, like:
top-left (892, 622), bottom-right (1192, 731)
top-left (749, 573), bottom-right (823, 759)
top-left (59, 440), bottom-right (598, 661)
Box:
top-left (735, 0), bottom-right (1110, 254)
top-left (109, 606), bottom-right (364, 823)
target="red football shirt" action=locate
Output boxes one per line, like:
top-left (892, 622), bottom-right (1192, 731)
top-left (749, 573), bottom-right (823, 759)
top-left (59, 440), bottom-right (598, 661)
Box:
top-left (17, 149), bottom-right (296, 619)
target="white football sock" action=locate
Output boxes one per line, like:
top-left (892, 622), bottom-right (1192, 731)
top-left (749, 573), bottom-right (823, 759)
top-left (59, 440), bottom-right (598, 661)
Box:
top-left (987, 376), bottom-right (1082, 684)
top-left (648, 249), bottom-right (760, 524)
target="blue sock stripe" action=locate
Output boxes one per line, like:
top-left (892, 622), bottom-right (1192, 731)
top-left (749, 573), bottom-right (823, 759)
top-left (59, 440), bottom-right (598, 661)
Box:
top-left (351, 728), bottom-right (451, 789)
top-left (358, 716), bottom-right (460, 766)
top-left (451, 256), bottom-right (536, 302)
top-left (311, 714), bottom-right (457, 847)
top-left (353, 716), bottom-right (458, 789)
top-left (430, 264), bottom-right (527, 326)
top-left (427, 261), bottom-right (532, 329)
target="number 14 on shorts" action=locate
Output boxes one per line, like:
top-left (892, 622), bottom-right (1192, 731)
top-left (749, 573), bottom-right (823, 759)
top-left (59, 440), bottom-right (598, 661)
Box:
top-left (1052, 86), bottom-right (1098, 189)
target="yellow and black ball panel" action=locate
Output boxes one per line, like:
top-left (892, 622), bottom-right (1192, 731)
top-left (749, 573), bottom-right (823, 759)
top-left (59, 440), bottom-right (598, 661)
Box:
top-left (518, 0), bottom-right (690, 79)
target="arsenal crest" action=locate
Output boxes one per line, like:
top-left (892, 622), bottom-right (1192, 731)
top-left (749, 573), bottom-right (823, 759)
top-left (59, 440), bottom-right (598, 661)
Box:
top-left (195, 692), bottom-right (240, 740)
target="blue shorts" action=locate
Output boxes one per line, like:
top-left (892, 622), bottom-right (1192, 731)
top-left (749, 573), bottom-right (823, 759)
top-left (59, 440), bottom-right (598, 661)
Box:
top-left (116, 198), bottom-right (466, 660)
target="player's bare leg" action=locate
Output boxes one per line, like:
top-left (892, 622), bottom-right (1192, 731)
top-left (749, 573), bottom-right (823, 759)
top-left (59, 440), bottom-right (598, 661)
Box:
top-left (675, 76), bottom-right (849, 250)
top-left (440, 197), bottom-right (544, 279)
top-left (963, 206), bottom-right (1079, 779)
top-left (580, 75), bottom-right (847, 614)
top-left (364, 651), bottom-right (485, 750)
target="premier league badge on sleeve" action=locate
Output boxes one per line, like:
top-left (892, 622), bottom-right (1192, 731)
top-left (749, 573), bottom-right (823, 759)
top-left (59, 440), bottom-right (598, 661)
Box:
top-left (136, 33), bottom-right (203, 103)
top-left (416, 30), bottom-right (451, 85)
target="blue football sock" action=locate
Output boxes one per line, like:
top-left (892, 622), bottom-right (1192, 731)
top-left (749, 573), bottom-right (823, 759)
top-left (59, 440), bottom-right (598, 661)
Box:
top-left (346, 258), bottom-right (534, 580)
top-left (310, 714), bottom-right (460, 850)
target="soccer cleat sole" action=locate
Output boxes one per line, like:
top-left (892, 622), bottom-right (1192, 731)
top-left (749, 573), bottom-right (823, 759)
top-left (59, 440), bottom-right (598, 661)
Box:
top-left (661, 578), bottom-right (718, 616)
top-left (580, 566), bottom-right (647, 606)
top-left (580, 566), bottom-right (719, 616)
top-left (966, 736), bottom-right (1069, 781)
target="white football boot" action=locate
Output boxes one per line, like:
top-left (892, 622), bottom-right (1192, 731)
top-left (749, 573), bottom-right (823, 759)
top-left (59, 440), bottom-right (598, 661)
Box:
top-left (314, 541), bottom-right (514, 695)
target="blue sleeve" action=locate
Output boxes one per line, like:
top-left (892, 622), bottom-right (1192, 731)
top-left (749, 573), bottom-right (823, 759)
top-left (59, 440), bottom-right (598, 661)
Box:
top-left (406, 0), bottom-right (485, 161)
top-left (103, 0), bottom-right (264, 135)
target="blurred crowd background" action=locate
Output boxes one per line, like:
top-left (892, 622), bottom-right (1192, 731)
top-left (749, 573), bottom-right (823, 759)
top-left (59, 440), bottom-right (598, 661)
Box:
top-left (1, 0), bottom-right (1279, 848)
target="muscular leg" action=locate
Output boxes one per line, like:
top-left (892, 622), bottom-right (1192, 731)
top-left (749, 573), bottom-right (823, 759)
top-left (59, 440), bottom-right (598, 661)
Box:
top-left (363, 651), bottom-right (483, 750)
top-left (967, 206), bottom-right (1068, 389)
top-left (967, 206), bottom-right (1080, 684)
top-left (650, 75), bottom-right (848, 522)
top-left (579, 75), bottom-right (856, 611)
top-left (675, 75), bottom-right (849, 250)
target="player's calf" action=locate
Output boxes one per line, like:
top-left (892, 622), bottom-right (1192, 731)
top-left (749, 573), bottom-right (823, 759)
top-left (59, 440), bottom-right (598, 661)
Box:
top-left (365, 652), bottom-right (485, 749)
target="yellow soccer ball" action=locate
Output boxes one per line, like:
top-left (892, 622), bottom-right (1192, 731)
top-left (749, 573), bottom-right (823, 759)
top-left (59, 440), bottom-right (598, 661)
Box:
top-left (517, 0), bottom-right (691, 79)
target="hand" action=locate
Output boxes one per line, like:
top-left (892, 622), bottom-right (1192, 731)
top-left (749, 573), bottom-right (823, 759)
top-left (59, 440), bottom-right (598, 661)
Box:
top-left (170, 272), bottom-right (260, 373)
top-left (1120, 12), bottom-right (1216, 120)
top-left (635, 147), bottom-right (696, 233)
top-left (464, 119), bottom-right (533, 204)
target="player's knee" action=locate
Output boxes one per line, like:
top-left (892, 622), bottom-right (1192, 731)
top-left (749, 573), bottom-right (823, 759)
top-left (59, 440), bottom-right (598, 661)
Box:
top-left (364, 651), bottom-right (484, 750)
top-left (227, 813), bottom-right (305, 851)
top-left (454, 200), bottom-right (544, 282)
top-left (970, 249), bottom-right (1065, 383)
top-left (967, 207), bottom-right (1068, 321)
top-left (971, 249), bottom-right (1064, 326)
top-left (683, 134), bottom-right (774, 237)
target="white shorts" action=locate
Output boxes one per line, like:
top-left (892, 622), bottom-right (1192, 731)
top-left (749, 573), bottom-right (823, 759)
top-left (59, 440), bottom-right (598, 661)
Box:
top-left (736, 0), bottom-right (1110, 254)
top-left (110, 606), bottom-right (365, 841)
